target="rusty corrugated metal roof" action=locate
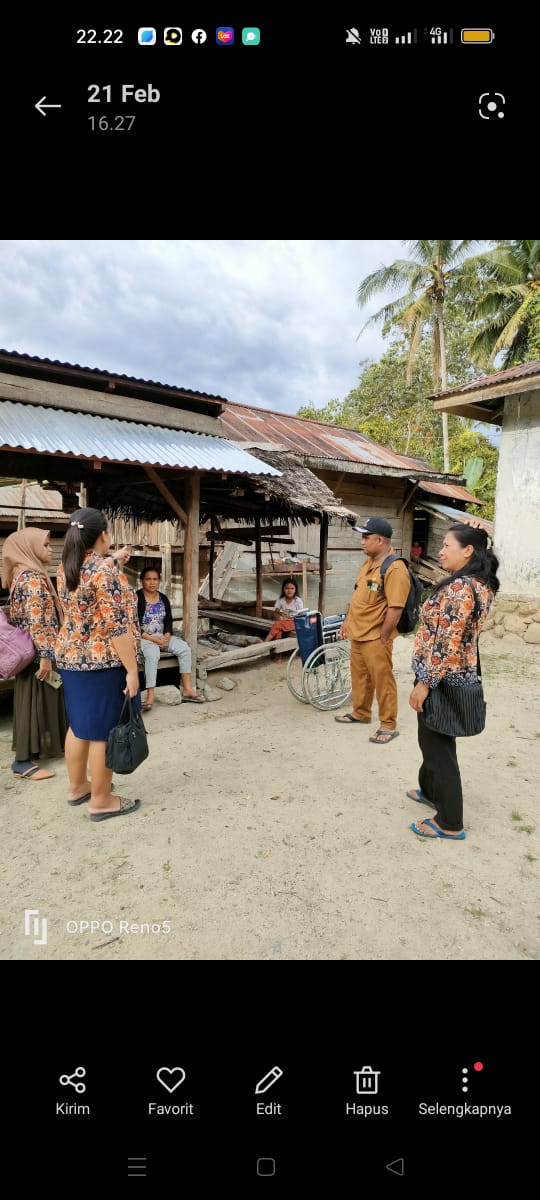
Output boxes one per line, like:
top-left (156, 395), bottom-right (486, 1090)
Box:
top-left (430, 359), bottom-right (540, 400)
top-left (221, 402), bottom-right (446, 472)
top-left (417, 479), bottom-right (481, 505)
top-left (0, 348), bottom-right (227, 406)
top-left (0, 400), bottom-right (280, 476)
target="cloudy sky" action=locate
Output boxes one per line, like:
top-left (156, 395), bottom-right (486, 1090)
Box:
top-left (0, 240), bottom-right (407, 414)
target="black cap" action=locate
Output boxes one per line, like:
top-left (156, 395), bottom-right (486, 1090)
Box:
top-left (353, 517), bottom-right (393, 538)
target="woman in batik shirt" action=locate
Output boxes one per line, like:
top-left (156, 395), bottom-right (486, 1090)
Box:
top-left (2, 527), bottom-right (67, 780)
top-left (407, 523), bottom-right (499, 841)
top-left (55, 508), bottom-right (141, 823)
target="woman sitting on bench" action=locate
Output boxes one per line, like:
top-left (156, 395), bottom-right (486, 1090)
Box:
top-left (137, 567), bottom-right (205, 710)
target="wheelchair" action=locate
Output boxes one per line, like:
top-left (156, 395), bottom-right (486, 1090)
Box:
top-left (286, 610), bottom-right (352, 710)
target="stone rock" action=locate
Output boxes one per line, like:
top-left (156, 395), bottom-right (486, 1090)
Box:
top-left (517, 602), bottom-right (540, 617)
top-left (216, 677), bottom-right (237, 691)
top-left (502, 615), bottom-right (527, 635)
top-left (492, 625), bottom-right (505, 638)
top-left (494, 599), bottom-right (519, 613)
top-left (493, 611), bottom-right (505, 625)
top-left (203, 685), bottom-right (224, 701)
top-left (501, 633), bottom-right (525, 645)
top-left (523, 615), bottom-right (536, 624)
top-left (482, 616), bottom-right (495, 630)
top-left (156, 685), bottom-right (182, 705)
top-left (524, 623), bottom-right (540, 644)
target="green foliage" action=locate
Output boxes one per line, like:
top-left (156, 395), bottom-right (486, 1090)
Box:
top-left (468, 240), bottom-right (540, 368)
top-left (463, 456), bottom-right (484, 491)
top-left (297, 323), bottom-right (499, 517)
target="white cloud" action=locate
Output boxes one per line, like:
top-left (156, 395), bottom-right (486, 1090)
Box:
top-left (0, 239), bottom-right (441, 412)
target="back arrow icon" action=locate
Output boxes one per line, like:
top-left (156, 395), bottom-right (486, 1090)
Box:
top-left (35, 96), bottom-right (62, 117)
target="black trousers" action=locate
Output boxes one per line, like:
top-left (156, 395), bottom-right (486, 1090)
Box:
top-left (417, 711), bottom-right (464, 831)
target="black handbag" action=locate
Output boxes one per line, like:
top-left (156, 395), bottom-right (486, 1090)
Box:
top-left (422, 585), bottom-right (486, 738)
top-left (105, 695), bottom-right (149, 773)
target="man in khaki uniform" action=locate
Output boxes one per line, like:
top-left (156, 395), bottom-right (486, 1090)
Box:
top-left (335, 517), bottom-right (409, 743)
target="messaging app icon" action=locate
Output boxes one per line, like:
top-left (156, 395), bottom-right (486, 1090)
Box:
top-left (216, 27), bottom-right (234, 44)
top-left (138, 28), bottom-right (156, 45)
top-left (242, 27), bottom-right (260, 45)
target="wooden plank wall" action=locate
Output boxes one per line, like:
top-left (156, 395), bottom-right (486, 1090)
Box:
top-left (294, 472), bottom-right (410, 614)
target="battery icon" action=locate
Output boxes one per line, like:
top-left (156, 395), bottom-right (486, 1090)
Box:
top-left (461, 29), bottom-right (494, 43)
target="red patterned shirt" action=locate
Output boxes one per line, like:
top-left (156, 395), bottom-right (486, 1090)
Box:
top-left (55, 552), bottom-right (130, 670)
top-left (412, 576), bottom-right (494, 687)
top-left (9, 569), bottom-right (60, 660)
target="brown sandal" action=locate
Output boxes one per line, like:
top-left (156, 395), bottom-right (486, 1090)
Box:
top-left (13, 764), bottom-right (55, 780)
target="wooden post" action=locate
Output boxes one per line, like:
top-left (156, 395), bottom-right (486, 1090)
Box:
top-left (18, 480), bottom-right (27, 530)
top-left (209, 516), bottom-right (215, 601)
top-left (318, 513), bottom-right (329, 614)
top-left (302, 559), bottom-right (308, 609)
top-left (183, 474), bottom-right (200, 680)
top-left (255, 516), bottom-right (262, 617)
top-left (161, 522), bottom-right (172, 599)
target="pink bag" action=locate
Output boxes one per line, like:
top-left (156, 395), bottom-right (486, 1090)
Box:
top-left (0, 607), bottom-right (36, 678)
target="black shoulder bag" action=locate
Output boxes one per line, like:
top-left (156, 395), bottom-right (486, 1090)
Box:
top-left (422, 585), bottom-right (487, 738)
top-left (106, 695), bottom-right (149, 773)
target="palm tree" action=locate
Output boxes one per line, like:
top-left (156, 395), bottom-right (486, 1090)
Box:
top-left (467, 240), bottom-right (540, 367)
top-left (356, 240), bottom-right (481, 470)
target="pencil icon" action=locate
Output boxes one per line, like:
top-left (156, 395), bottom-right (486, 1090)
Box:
top-left (255, 1066), bottom-right (283, 1094)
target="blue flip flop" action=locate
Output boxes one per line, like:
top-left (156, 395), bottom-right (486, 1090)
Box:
top-left (411, 819), bottom-right (466, 840)
top-left (405, 788), bottom-right (434, 807)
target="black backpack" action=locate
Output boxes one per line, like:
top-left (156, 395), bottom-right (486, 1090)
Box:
top-left (380, 555), bottom-right (423, 634)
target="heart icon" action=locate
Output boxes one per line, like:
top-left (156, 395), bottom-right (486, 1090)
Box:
top-left (156, 1066), bottom-right (186, 1093)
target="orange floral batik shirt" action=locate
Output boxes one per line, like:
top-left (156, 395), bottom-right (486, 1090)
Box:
top-left (9, 569), bottom-right (60, 660)
top-left (55, 552), bottom-right (130, 670)
top-left (412, 576), bottom-right (494, 688)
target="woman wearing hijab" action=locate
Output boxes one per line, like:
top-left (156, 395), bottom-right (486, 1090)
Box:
top-left (2, 527), bottom-right (68, 780)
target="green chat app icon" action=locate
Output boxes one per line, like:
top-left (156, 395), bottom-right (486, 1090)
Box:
top-left (242, 27), bottom-right (260, 45)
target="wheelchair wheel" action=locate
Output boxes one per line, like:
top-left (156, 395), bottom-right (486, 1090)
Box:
top-left (286, 646), bottom-right (310, 703)
top-left (302, 642), bottom-right (352, 710)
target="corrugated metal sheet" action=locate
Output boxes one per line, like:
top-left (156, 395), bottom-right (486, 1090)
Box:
top-left (418, 500), bottom-right (493, 535)
top-left (417, 479), bottom-right (481, 505)
top-left (0, 348), bottom-right (227, 404)
top-left (221, 402), bottom-right (459, 474)
top-left (430, 358), bottom-right (540, 400)
top-left (0, 401), bottom-right (280, 476)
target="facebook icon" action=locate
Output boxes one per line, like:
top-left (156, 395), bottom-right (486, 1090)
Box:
top-left (191, 28), bottom-right (207, 44)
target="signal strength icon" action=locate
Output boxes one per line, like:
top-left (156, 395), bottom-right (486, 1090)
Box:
top-left (395, 29), bottom-right (417, 44)
top-left (426, 27), bottom-right (454, 44)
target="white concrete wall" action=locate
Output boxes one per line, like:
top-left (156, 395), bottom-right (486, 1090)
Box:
top-left (494, 392), bottom-right (540, 596)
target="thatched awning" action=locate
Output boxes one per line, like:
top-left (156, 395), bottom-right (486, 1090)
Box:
top-left (231, 448), bottom-right (358, 525)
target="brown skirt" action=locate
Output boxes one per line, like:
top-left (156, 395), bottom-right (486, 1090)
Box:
top-left (12, 662), bottom-right (69, 761)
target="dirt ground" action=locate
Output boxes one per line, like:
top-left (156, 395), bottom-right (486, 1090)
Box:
top-left (1, 634), bottom-right (538, 962)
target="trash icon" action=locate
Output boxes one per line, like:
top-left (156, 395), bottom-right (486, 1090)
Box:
top-left (354, 1065), bottom-right (380, 1095)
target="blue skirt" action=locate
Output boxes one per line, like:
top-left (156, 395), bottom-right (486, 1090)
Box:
top-left (60, 667), bottom-right (141, 741)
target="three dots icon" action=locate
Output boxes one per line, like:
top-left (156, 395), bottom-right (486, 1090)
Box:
top-left (462, 1061), bottom-right (483, 1092)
